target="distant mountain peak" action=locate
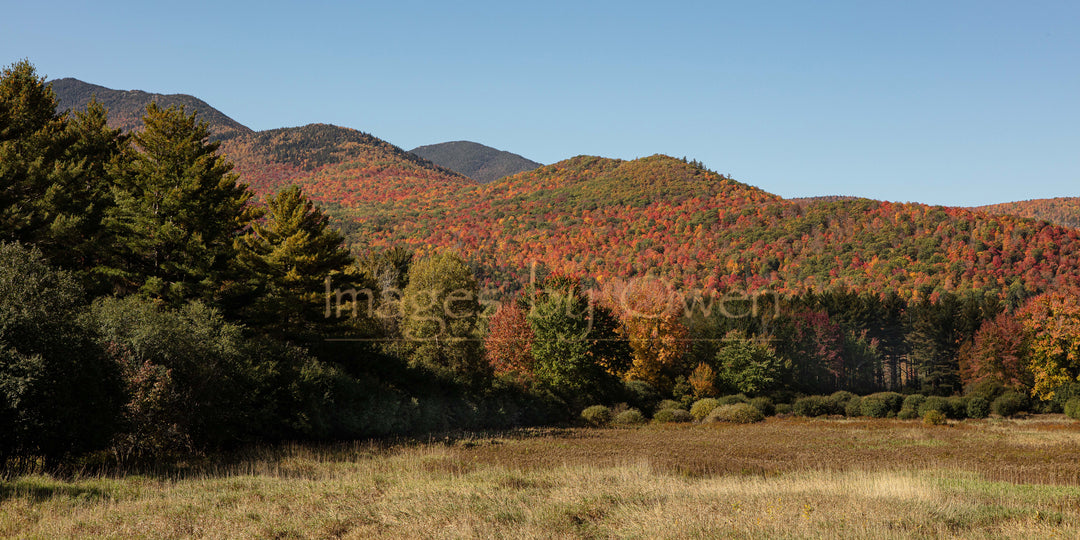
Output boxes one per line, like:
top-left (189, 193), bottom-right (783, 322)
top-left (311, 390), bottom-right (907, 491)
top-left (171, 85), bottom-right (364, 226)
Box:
top-left (49, 77), bottom-right (252, 140)
top-left (409, 140), bottom-right (542, 183)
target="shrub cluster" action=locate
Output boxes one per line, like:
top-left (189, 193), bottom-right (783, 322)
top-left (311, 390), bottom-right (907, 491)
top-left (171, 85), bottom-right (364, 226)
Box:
top-left (706, 403), bottom-right (764, 424)
top-left (860, 392), bottom-right (903, 418)
top-left (581, 405), bottom-right (612, 427)
top-left (991, 391), bottom-right (1029, 418)
top-left (690, 398), bottom-right (720, 421)
top-left (612, 408), bottom-right (647, 426)
top-left (653, 408), bottom-right (693, 423)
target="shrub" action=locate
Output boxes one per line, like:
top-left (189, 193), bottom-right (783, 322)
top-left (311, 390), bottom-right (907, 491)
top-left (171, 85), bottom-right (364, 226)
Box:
top-left (690, 398), bottom-right (720, 421)
top-left (793, 395), bottom-right (837, 417)
top-left (964, 379), bottom-right (1006, 403)
top-left (653, 408), bottom-right (693, 423)
top-left (899, 394), bottom-right (925, 420)
top-left (860, 392), bottom-right (903, 418)
top-left (844, 396), bottom-right (863, 417)
top-left (611, 408), bottom-right (646, 426)
top-left (991, 391), bottom-right (1029, 418)
top-left (918, 396), bottom-right (952, 418)
top-left (966, 396), bottom-right (991, 419)
top-left (923, 410), bottom-right (947, 426)
top-left (581, 405), bottom-right (612, 427)
top-left (717, 394), bottom-right (750, 406)
top-left (775, 403), bottom-right (793, 415)
top-left (654, 399), bottom-right (682, 415)
top-left (706, 403), bottom-right (764, 424)
top-left (947, 396), bottom-right (969, 420)
top-left (829, 391), bottom-right (857, 409)
top-left (623, 380), bottom-right (659, 416)
top-left (1064, 398), bottom-right (1080, 420)
top-left (749, 396), bottom-right (775, 417)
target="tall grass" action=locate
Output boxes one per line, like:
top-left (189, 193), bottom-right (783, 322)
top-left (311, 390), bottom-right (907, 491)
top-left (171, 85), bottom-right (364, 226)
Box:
top-left (3, 418), bottom-right (1080, 538)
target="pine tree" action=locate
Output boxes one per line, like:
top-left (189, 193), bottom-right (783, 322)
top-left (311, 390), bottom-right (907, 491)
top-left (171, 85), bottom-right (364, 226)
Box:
top-left (108, 102), bottom-right (257, 304)
top-left (236, 184), bottom-right (353, 336)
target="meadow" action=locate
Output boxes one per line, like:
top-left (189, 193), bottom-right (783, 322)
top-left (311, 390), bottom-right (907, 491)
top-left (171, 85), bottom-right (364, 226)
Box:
top-left (3, 417), bottom-right (1080, 539)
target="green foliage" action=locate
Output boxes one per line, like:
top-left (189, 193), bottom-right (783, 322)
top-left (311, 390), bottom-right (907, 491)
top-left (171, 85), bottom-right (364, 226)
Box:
top-left (690, 398), bottom-right (720, 421)
top-left (775, 403), bottom-right (793, 415)
top-left (0, 242), bottom-right (123, 462)
top-left (947, 396), bottom-right (969, 420)
top-left (527, 281), bottom-right (622, 403)
top-left (966, 396), bottom-right (991, 419)
top-left (706, 403), bottom-right (764, 424)
top-left (580, 405), bottom-right (612, 427)
top-left (236, 184), bottom-right (353, 339)
top-left (611, 408), bottom-right (646, 426)
top-left (844, 396), bottom-right (863, 417)
top-left (652, 408), bottom-right (692, 423)
top-left (89, 296), bottom-right (277, 449)
top-left (792, 395), bottom-right (839, 417)
top-left (401, 252), bottom-right (488, 386)
top-left (917, 396), bottom-right (952, 419)
top-left (107, 102), bottom-right (257, 305)
top-left (990, 391), bottom-right (1029, 418)
top-left (715, 333), bottom-right (786, 395)
top-left (622, 380), bottom-right (660, 417)
top-left (860, 392), bottom-right (904, 418)
top-left (899, 394), bottom-right (926, 420)
top-left (717, 394), bottom-right (750, 406)
top-left (1064, 398), bottom-right (1080, 420)
top-left (749, 396), bottom-right (775, 417)
top-left (923, 410), bottom-right (947, 426)
top-left (654, 399), bottom-right (682, 414)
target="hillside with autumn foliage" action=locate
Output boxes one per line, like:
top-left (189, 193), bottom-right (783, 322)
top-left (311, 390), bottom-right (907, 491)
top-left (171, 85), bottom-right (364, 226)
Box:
top-left (975, 197), bottom-right (1080, 229)
top-left (264, 152), bottom-right (1080, 302)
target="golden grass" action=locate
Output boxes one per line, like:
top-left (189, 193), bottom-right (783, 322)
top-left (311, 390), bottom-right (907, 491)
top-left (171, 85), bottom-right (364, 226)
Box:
top-left (3, 417), bottom-right (1080, 538)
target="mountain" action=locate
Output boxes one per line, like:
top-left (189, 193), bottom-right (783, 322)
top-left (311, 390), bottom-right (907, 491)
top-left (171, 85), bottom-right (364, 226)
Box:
top-left (48, 78), bottom-right (1080, 300)
top-left (51, 79), bottom-right (467, 199)
top-left (975, 197), bottom-right (1080, 229)
top-left (309, 153), bottom-right (1080, 300)
top-left (409, 141), bottom-right (542, 183)
top-left (49, 78), bottom-right (252, 140)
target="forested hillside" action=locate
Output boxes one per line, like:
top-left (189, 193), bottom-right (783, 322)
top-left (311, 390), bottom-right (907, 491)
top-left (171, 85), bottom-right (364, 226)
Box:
top-left (976, 197), bottom-right (1080, 229)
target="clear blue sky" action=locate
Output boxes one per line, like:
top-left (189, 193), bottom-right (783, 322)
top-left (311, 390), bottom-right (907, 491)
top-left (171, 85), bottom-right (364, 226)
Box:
top-left (3, 1), bottom-right (1077, 206)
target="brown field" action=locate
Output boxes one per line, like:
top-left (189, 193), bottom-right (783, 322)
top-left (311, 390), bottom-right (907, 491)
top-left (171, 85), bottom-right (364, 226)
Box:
top-left (4, 416), bottom-right (1080, 538)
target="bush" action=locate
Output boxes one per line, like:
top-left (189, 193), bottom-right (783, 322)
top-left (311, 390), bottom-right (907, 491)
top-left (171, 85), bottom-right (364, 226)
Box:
top-left (900, 394), bottom-right (925, 418)
top-left (964, 379), bottom-right (1006, 403)
top-left (581, 405), bottom-right (612, 427)
top-left (991, 391), bottom-right (1029, 418)
top-left (623, 380), bottom-right (659, 416)
top-left (792, 395), bottom-right (836, 417)
top-left (844, 396), bottom-right (863, 417)
top-left (923, 410), bottom-right (947, 426)
top-left (653, 408), bottom-right (693, 423)
top-left (717, 394), bottom-right (750, 406)
top-left (654, 399), bottom-right (682, 415)
top-left (966, 396), bottom-right (991, 419)
top-left (611, 408), bottom-right (646, 426)
top-left (1064, 398), bottom-right (1080, 420)
top-left (775, 403), bottom-right (793, 415)
top-left (706, 403), bottom-right (764, 424)
top-left (749, 396), bottom-right (775, 417)
top-left (947, 396), bottom-right (969, 420)
top-left (690, 398), bottom-right (720, 421)
top-left (829, 391), bottom-right (857, 409)
top-left (860, 392), bottom-right (904, 418)
top-left (0, 243), bottom-right (123, 462)
top-left (917, 396), bottom-right (952, 418)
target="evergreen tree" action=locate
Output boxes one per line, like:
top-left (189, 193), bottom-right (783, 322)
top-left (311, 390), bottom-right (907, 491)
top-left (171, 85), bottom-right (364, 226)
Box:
top-left (108, 102), bottom-right (257, 305)
top-left (236, 185), bottom-right (353, 337)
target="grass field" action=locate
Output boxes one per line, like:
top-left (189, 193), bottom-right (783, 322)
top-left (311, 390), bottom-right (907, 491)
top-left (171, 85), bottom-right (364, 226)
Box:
top-left (4, 416), bottom-right (1080, 538)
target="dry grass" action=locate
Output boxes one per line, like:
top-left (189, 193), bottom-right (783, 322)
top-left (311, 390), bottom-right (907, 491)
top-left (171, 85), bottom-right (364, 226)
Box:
top-left (3, 417), bottom-right (1080, 538)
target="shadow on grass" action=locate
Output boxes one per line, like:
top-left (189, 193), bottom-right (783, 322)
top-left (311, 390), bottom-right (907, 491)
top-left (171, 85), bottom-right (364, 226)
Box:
top-left (0, 478), bottom-right (109, 503)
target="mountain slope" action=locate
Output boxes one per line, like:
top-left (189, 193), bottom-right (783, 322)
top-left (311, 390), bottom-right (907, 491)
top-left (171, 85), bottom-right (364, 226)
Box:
top-left (410, 141), bottom-right (542, 183)
top-left (975, 197), bottom-right (1080, 229)
top-left (50, 78), bottom-right (252, 140)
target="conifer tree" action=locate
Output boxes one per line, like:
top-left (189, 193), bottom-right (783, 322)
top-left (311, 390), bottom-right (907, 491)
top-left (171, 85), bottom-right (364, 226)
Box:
top-left (108, 102), bottom-right (257, 305)
top-left (236, 184), bottom-right (353, 336)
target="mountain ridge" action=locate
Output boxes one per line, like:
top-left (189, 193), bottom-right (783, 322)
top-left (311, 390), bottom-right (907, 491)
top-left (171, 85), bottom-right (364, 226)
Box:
top-left (410, 140), bottom-right (543, 183)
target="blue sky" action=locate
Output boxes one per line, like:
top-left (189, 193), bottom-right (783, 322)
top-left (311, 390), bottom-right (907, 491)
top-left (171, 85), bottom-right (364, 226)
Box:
top-left (3, 1), bottom-right (1077, 206)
